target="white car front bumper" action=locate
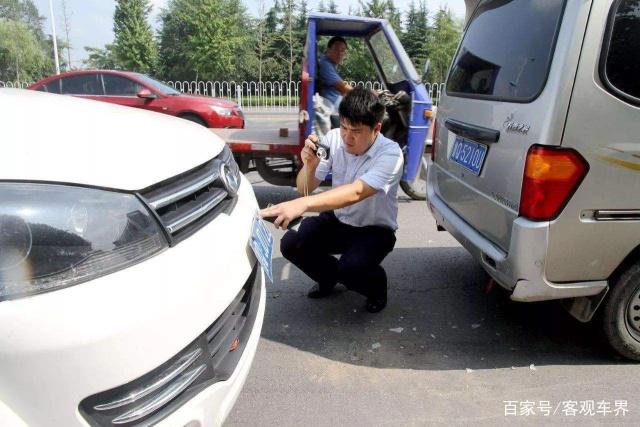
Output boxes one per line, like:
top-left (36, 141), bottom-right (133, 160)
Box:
top-left (0, 176), bottom-right (265, 427)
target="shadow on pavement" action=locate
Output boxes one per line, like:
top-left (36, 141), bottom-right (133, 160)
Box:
top-left (262, 247), bottom-right (621, 372)
top-left (251, 183), bottom-right (622, 372)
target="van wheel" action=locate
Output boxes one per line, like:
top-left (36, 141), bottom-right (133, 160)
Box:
top-left (179, 114), bottom-right (207, 127)
top-left (602, 262), bottom-right (640, 361)
top-left (400, 155), bottom-right (428, 200)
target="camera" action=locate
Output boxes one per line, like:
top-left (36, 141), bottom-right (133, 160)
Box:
top-left (313, 142), bottom-right (330, 160)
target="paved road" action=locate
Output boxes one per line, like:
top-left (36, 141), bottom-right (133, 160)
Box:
top-left (243, 111), bottom-right (299, 131)
top-left (223, 170), bottom-right (639, 426)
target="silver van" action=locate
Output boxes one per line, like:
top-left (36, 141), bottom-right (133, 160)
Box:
top-left (426, 0), bottom-right (640, 360)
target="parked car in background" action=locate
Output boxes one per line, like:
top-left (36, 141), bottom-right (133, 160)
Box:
top-left (0, 88), bottom-right (267, 426)
top-left (427, 0), bottom-right (640, 360)
top-left (29, 70), bottom-right (245, 128)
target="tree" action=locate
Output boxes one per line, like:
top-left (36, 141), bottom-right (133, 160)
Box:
top-left (327, 0), bottom-right (338, 14)
top-left (113, 0), bottom-right (158, 73)
top-left (402, 0), bottom-right (429, 77)
top-left (83, 44), bottom-right (118, 70)
top-left (359, 0), bottom-right (384, 17)
top-left (254, 0), bottom-right (269, 82)
top-left (157, 2), bottom-right (192, 80)
top-left (426, 6), bottom-right (461, 82)
top-left (157, 0), bottom-right (251, 81)
top-left (227, 0), bottom-right (254, 81)
top-left (334, 0), bottom-right (401, 82)
top-left (385, 0), bottom-right (401, 31)
top-left (265, 0), bottom-right (280, 33)
top-left (295, 0), bottom-right (308, 41)
top-left (250, 0), bottom-right (295, 81)
top-left (0, 0), bottom-right (45, 40)
top-left (0, 0), bottom-right (61, 80)
top-left (0, 19), bottom-right (48, 81)
top-left (275, 0), bottom-right (300, 81)
top-left (359, 0), bottom-right (400, 31)
top-left (338, 37), bottom-right (376, 82)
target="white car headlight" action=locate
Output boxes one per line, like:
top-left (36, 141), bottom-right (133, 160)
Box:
top-left (209, 105), bottom-right (233, 116)
top-left (0, 183), bottom-right (168, 301)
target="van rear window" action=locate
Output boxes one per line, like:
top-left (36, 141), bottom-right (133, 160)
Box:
top-left (446, 0), bottom-right (566, 102)
top-left (601, 0), bottom-right (640, 105)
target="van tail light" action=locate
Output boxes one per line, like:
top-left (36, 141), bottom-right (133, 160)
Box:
top-left (519, 145), bottom-right (589, 221)
top-left (431, 119), bottom-right (438, 161)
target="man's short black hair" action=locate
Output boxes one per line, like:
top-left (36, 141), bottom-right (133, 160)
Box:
top-left (338, 87), bottom-right (385, 129)
top-left (327, 36), bottom-right (347, 49)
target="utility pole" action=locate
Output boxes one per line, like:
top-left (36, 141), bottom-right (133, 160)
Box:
top-left (48, 0), bottom-right (60, 75)
top-left (61, 0), bottom-right (72, 69)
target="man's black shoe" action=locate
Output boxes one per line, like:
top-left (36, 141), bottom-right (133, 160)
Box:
top-left (307, 283), bottom-right (334, 299)
top-left (365, 293), bottom-right (387, 313)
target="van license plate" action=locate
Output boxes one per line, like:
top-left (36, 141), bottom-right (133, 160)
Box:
top-left (250, 215), bottom-right (273, 283)
top-left (450, 136), bottom-right (488, 176)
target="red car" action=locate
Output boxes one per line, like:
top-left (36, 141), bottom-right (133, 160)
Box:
top-left (29, 70), bottom-right (244, 128)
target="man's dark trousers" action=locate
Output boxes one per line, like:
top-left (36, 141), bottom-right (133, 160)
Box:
top-left (281, 211), bottom-right (396, 299)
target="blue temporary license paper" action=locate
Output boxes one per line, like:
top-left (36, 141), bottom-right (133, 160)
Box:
top-left (250, 214), bottom-right (274, 283)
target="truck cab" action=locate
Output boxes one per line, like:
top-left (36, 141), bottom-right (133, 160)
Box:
top-left (222, 13), bottom-right (433, 199)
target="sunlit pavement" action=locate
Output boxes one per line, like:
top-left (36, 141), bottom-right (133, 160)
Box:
top-left (224, 114), bottom-right (638, 426)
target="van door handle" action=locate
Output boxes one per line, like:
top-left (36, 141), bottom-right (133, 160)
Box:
top-left (444, 119), bottom-right (500, 144)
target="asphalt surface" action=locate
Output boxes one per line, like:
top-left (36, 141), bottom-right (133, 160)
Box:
top-left (223, 114), bottom-right (639, 426)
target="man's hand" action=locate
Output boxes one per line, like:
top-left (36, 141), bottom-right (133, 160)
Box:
top-left (301, 135), bottom-right (321, 170)
top-left (296, 135), bottom-right (323, 195)
top-left (260, 198), bottom-right (308, 230)
top-left (334, 80), bottom-right (353, 95)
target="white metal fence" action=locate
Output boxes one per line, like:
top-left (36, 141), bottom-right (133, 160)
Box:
top-left (1, 79), bottom-right (446, 111)
top-left (166, 80), bottom-right (446, 112)
top-left (0, 81), bottom-right (31, 89)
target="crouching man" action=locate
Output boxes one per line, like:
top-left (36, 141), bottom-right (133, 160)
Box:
top-left (260, 88), bottom-right (403, 313)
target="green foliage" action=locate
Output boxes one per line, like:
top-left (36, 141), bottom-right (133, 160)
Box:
top-left (55, 0), bottom-right (462, 86)
top-left (426, 6), bottom-right (462, 82)
top-left (401, 0), bottom-right (429, 77)
top-left (83, 44), bottom-right (118, 70)
top-left (385, 0), bottom-right (401, 31)
top-left (0, 19), bottom-right (48, 81)
top-left (295, 0), bottom-right (308, 41)
top-left (0, 0), bottom-right (44, 39)
top-left (275, 0), bottom-right (300, 81)
top-left (157, 0), bottom-right (251, 81)
top-left (113, 0), bottom-right (158, 73)
top-left (0, 0), bottom-right (62, 80)
top-left (339, 38), bottom-right (377, 82)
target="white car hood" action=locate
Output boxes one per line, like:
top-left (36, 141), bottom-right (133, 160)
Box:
top-left (1, 89), bottom-right (224, 190)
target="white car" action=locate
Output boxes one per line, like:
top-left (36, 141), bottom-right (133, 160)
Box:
top-left (0, 89), bottom-right (268, 426)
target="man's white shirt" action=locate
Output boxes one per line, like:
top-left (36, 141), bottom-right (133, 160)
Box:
top-left (314, 128), bottom-right (404, 230)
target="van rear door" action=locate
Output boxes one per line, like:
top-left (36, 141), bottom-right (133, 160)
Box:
top-left (431, 0), bottom-right (588, 251)
top-left (546, 0), bottom-right (640, 282)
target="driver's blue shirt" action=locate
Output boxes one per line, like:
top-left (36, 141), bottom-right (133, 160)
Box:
top-left (318, 55), bottom-right (343, 109)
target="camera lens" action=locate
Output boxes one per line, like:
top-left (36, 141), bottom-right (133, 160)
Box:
top-left (316, 146), bottom-right (329, 160)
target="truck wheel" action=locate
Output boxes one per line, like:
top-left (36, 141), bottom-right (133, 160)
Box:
top-left (255, 157), bottom-right (297, 186)
top-left (400, 155), bottom-right (428, 200)
top-left (602, 262), bottom-right (640, 361)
